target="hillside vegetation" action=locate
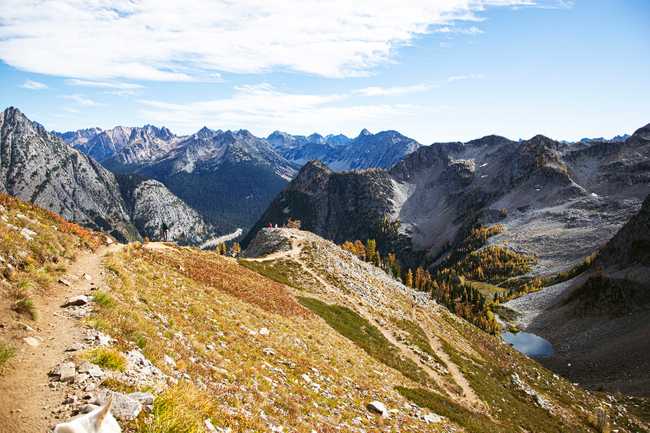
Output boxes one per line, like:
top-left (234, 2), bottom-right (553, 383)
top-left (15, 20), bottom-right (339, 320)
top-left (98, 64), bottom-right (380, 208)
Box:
top-left (1, 196), bottom-right (648, 432)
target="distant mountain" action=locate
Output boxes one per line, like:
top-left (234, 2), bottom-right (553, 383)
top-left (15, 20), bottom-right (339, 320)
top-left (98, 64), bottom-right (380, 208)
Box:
top-left (579, 134), bottom-right (630, 144)
top-left (267, 128), bottom-right (420, 171)
top-left (113, 128), bottom-right (298, 233)
top-left (0, 107), bottom-right (139, 241)
top-left (1, 108), bottom-right (214, 244)
top-left (248, 128), bottom-right (650, 275)
top-left (69, 125), bottom-right (180, 166)
top-left (53, 127), bottom-right (102, 147)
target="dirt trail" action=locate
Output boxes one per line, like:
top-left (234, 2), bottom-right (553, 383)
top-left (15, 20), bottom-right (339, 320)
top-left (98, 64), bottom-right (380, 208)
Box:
top-left (247, 233), bottom-right (488, 413)
top-left (0, 243), bottom-right (123, 433)
top-left (419, 311), bottom-right (488, 413)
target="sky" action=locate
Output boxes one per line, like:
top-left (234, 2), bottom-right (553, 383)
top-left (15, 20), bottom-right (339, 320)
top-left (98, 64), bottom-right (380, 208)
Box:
top-left (0, 0), bottom-right (648, 144)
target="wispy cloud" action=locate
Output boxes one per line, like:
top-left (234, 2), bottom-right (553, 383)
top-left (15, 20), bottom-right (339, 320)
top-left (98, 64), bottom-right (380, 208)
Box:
top-left (435, 26), bottom-right (484, 35)
top-left (65, 79), bottom-right (143, 90)
top-left (447, 73), bottom-right (485, 83)
top-left (137, 83), bottom-right (421, 136)
top-left (62, 94), bottom-right (101, 107)
top-left (0, 0), bottom-right (563, 81)
top-left (355, 83), bottom-right (437, 97)
top-left (21, 79), bottom-right (47, 90)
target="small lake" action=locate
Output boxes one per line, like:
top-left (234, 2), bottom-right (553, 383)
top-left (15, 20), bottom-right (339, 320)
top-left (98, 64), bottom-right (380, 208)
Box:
top-left (502, 331), bottom-right (554, 358)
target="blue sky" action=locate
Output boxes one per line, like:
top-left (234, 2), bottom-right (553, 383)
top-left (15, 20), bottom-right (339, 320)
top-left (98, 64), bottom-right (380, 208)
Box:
top-left (0, 0), bottom-right (648, 143)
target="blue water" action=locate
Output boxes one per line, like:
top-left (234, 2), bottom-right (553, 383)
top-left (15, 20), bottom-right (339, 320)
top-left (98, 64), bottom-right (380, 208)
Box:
top-left (502, 331), bottom-right (554, 358)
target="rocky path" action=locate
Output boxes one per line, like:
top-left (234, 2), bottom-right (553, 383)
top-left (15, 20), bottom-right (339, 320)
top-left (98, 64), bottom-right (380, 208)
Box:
top-left (0, 243), bottom-right (123, 433)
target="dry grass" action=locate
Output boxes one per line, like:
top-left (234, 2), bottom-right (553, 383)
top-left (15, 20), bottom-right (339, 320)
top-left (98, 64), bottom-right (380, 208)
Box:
top-left (90, 245), bottom-right (448, 432)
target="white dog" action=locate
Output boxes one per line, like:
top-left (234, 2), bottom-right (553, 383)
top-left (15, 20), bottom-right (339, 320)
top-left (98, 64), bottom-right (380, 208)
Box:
top-left (53, 397), bottom-right (121, 433)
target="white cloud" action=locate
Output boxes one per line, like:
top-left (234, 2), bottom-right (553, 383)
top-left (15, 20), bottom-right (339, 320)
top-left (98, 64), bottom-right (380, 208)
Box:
top-left (62, 94), bottom-right (101, 107)
top-left (0, 0), bottom-right (557, 81)
top-left (137, 83), bottom-right (422, 136)
top-left (65, 79), bottom-right (143, 90)
top-left (355, 83), bottom-right (436, 97)
top-left (435, 26), bottom-right (484, 35)
top-left (21, 79), bottom-right (47, 89)
top-left (447, 73), bottom-right (485, 82)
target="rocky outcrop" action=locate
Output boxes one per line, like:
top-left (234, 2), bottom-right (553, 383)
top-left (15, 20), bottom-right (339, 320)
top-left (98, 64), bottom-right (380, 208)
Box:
top-left (119, 177), bottom-right (213, 244)
top-left (243, 161), bottom-right (395, 247)
top-left (0, 107), bottom-right (140, 241)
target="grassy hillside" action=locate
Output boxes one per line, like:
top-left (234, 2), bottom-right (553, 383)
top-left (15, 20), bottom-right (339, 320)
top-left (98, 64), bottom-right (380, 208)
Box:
top-left (84, 227), bottom-right (648, 432)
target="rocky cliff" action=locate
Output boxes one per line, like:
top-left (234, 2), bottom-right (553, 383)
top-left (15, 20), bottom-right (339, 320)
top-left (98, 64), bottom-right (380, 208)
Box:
top-left (118, 176), bottom-right (213, 245)
top-left (0, 107), bottom-right (139, 241)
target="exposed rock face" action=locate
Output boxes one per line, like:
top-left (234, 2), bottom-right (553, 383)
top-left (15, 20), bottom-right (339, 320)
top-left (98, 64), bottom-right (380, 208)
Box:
top-left (243, 161), bottom-right (395, 247)
top-left (0, 107), bottom-right (139, 241)
top-left (268, 129), bottom-right (420, 171)
top-left (119, 176), bottom-right (213, 244)
top-left (250, 127), bottom-right (650, 275)
top-left (69, 125), bottom-right (179, 166)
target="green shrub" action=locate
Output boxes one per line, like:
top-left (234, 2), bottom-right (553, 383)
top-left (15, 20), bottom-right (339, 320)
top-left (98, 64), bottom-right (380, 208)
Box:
top-left (82, 347), bottom-right (126, 371)
top-left (93, 291), bottom-right (115, 308)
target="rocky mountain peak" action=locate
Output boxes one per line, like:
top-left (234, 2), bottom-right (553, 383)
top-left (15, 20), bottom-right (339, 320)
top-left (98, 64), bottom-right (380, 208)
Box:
top-left (358, 128), bottom-right (372, 137)
top-left (632, 123), bottom-right (650, 141)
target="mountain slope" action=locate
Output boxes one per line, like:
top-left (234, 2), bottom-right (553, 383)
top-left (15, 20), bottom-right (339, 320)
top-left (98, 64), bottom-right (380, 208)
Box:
top-left (0, 107), bottom-right (139, 242)
top-left (506, 194), bottom-right (650, 395)
top-left (250, 128), bottom-right (650, 277)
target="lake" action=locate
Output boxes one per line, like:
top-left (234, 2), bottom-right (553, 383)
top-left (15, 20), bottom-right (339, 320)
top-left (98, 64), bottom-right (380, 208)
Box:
top-left (502, 331), bottom-right (554, 358)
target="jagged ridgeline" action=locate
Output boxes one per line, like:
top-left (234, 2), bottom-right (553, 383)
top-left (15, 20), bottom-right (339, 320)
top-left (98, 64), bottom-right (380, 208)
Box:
top-left (1, 189), bottom-right (649, 431)
top-left (0, 108), bottom-right (213, 245)
top-left (247, 124), bottom-right (650, 331)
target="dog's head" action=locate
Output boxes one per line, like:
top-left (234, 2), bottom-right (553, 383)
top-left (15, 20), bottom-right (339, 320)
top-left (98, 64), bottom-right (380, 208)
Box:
top-left (53, 396), bottom-right (121, 433)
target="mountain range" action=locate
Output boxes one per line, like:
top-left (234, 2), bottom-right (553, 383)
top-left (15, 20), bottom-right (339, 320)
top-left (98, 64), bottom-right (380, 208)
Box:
top-left (54, 122), bottom-right (420, 233)
top-left (1, 107), bottom-right (213, 244)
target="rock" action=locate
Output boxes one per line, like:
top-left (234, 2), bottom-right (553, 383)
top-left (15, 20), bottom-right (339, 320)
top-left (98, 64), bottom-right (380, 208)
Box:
top-left (164, 354), bottom-right (176, 368)
top-left (52, 362), bottom-right (76, 383)
top-left (262, 347), bottom-right (275, 356)
top-left (98, 390), bottom-right (142, 421)
top-left (65, 342), bottom-right (85, 352)
top-left (129, 392), bottom-right (154, 406)
top-left (62, 295), bottom-right (89, 307)
top-left (105, 236), bottom-right (114, 245)
top-left (366, 401), bottom-right (388, 416)
top-left (23, 336), bottom-right (41, 347)
top-left (20, 227), bottom-right (37, 241)
top-left (423, 413), bottom-right (443, 424)
top-left (204, 418), bottom-right (218, 433)
top-left (59, 278), bottom-right (72, 287)
top-left (78, 361), bottom-right (105, 378)
top-left (259, 327), bottom-right (270, 336)
top-left (82, 273), bottom-right (92, 281)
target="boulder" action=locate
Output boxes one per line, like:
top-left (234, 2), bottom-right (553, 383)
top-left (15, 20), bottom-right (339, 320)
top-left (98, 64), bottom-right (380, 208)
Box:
top-left (62, 295), bottom-right (90, 307)
top-left (98, 390), bottom-right (142, 421)
top-left (366, 401), bottom-right (388, 416)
